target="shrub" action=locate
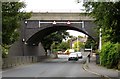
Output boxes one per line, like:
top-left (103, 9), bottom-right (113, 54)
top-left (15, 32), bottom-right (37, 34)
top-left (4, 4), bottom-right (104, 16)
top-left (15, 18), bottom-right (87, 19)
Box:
top-left (100, 42), bottom-right (120, 69)
top-left (100, 42), bottom-right (112, 67)
top-left (2, 44), bottom-right (10, 58)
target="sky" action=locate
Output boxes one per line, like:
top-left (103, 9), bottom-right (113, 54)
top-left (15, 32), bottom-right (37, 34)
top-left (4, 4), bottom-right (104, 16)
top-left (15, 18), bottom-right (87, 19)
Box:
top-left (20, 0), bottom-right (85, 12)
top-left (67, 30), bottom-right (85, 37)
top-left (20, 0), bottom-right (86, 37)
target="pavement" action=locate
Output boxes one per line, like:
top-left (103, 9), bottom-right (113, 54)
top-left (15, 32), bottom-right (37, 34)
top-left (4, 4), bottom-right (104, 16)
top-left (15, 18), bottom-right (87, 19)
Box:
top-left (83, 55), bottom-right (120, 79)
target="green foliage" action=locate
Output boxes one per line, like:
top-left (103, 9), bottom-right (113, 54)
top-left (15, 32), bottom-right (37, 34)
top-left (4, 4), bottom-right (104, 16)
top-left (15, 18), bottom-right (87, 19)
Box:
top-left (83, 2), bottom-right (120, 43)
top-left (2, 44), bottom-right (10, 58)
top-left (78, 36), bottom-right (83, 38)
top-left (2, 2), bottom-right (31, 45)
top-left (73, 41), bottom-right (84, 52)
top-left (100, 42), bottom-right (112, 67)
top-left (85, 37), bottom-right (97, 50)
top-left (83, 1), bottom-right (120, 69)
top-left (100, 42), bottom-right (120, 69)
top-left (57, 41), bottom-right (70, 51)
top-left (41, 30), bottom-right (70, 51)
top-left (2, 2), bottom-right (31, 57)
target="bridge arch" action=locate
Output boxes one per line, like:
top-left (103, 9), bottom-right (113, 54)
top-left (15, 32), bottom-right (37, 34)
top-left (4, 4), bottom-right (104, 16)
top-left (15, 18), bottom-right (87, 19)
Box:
top-left (9, 13), bottom-right (98, 56)
top-left (26, 24), bottom-right (96, 46)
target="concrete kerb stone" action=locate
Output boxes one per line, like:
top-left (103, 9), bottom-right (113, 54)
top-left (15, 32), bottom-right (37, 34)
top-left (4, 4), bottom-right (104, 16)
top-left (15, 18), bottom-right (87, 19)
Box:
top-left (82, 62), bottom-right (112, 79)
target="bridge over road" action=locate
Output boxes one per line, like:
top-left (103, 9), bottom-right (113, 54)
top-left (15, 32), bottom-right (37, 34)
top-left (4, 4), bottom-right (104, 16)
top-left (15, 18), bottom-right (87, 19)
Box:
top-left (8, 12), bottom-right (98, 56)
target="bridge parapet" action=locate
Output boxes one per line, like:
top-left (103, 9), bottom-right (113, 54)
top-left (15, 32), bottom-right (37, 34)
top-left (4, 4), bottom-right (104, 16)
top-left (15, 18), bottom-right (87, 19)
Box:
top-left (28, 12), bottom-right (95, 21)
top-left (26, 20), bottom-right (83, 29)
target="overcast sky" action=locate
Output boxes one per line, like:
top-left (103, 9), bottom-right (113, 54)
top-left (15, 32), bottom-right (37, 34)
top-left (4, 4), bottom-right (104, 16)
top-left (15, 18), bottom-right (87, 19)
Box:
top-left (20, 0), bottom-right (85, 12)
top-left (20, 0), bottom-right (86, 37)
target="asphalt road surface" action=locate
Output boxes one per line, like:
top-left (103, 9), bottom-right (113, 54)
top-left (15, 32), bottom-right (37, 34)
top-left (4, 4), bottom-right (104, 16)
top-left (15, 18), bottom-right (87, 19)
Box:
top-left (2, 53), bottom-right (99, 79)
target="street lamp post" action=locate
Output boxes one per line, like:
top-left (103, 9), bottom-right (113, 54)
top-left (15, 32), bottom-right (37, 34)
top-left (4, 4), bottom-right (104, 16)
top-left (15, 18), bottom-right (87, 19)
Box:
top-left (99, 28), bottom-right (102, 51)
top-left (91, 43), bottom-right (93, 53)
top-left (77, 36), bottom-right (79, 52)
top-left (99, 28), bottom-right (102, 65)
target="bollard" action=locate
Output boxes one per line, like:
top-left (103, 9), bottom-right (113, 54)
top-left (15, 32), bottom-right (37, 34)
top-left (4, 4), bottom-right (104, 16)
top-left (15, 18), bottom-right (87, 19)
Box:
top-left (96, 54), bottom-right (100, 64)
top-left (86, 57), bottom-right (89, 64)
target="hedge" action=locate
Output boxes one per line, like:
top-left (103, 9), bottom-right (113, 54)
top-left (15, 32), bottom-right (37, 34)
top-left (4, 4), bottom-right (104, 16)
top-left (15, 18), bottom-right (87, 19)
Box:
top-left (100, 42), bottom-right (120, 69)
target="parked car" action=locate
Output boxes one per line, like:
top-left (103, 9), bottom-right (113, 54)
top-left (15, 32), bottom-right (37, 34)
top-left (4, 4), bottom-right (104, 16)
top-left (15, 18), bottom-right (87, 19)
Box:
top-left (75, 52), bottom-right (83, 59)
top-left (68, 53), bottom-right (78, 61)
top-left (57, 51), bottom-right (63, 54)
top-left (64, 50), bottom-right (70, 55)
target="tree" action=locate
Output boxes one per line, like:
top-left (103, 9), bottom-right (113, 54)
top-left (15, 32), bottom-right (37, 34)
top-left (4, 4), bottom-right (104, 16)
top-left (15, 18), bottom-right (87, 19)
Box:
top-left (73, 41), bottom-right (84, 52)
top-left (2, 2), bottom-right (31, 57)
top-left (2, 2), bottom-right (31, 45)
top-left (41, 30), bottom-right (70, 51)
top-left (83, 2), bottom-right (120, 43)
top-left (83, 2), bottom-right (120, 69)
top-left (78, 35), bottom-right (83, 38)
top-left (85, 37), bottom-right (97, 50)
top-left (57, 41), bottom-right (70, 51)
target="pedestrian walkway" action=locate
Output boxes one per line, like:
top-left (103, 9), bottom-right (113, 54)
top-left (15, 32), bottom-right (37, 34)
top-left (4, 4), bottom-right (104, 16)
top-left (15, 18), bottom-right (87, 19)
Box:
top-left (86, 55), bottom-right (119, 78)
